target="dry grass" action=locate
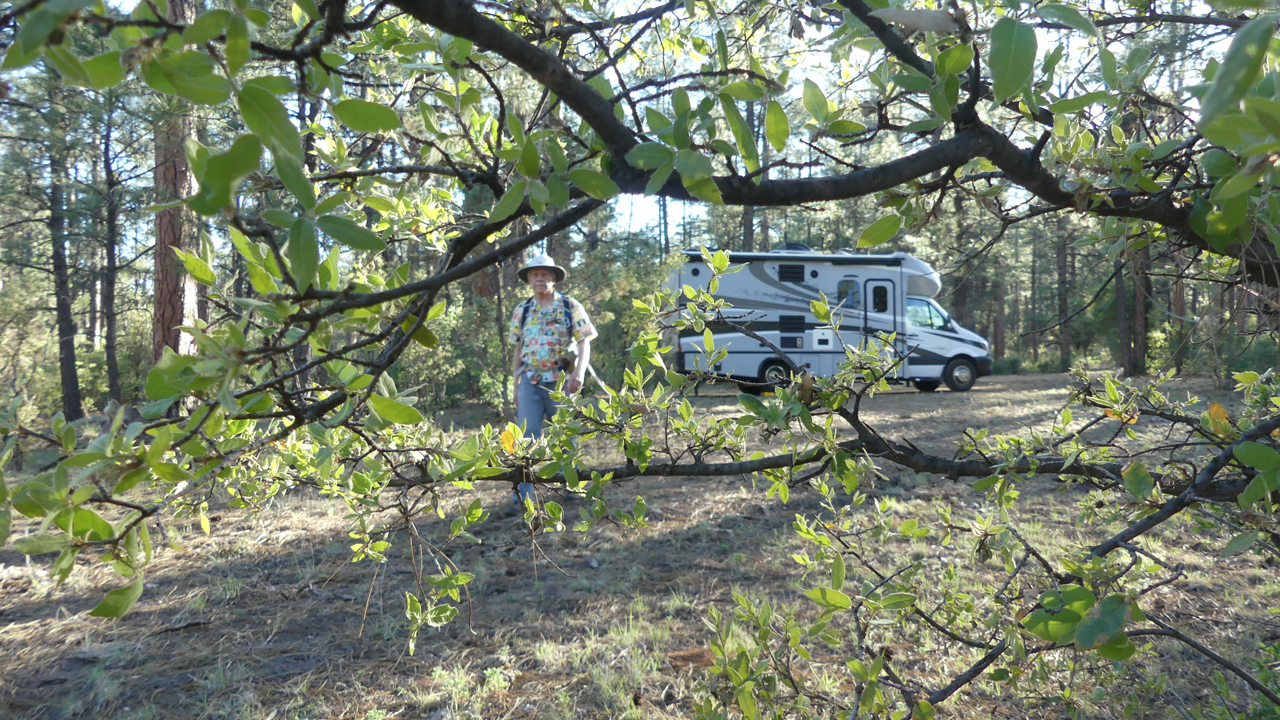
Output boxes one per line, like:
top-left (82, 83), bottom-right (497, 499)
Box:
top-left (1, 373), bottom-right (1277, 719)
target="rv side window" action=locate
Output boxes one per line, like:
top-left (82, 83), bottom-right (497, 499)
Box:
top-left (872, 286), bottom-right (888, 313)
top-left (837, 278), bottom-right (861, 308)
top-left (778, 264), bottom-right (805, 282)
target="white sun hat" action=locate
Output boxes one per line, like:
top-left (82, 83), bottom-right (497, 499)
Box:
top-left (517, 253), bottom-right (568, 283)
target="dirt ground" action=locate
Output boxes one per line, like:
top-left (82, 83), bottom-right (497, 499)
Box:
top-left (2, 372), bottom-right (1277, 720)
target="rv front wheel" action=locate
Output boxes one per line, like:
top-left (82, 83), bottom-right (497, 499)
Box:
top-left (943, 358), bottom-right (977, 392)
top-left (914, 380), bottom-right (941, 392)
top-left (760, 360), bottom-right (791, 388)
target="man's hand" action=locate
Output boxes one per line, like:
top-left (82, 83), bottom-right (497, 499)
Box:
top-left (513, 373), bottom-right (520, 410)
top-left (566, 374), bottom-right (583, 394)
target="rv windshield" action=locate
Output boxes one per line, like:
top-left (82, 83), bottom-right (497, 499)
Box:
top-left (906, 297), bottom-right (950, 330)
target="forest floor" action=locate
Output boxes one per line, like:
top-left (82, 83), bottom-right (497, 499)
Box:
top-left (2, 372), bottom-right (1279, 720)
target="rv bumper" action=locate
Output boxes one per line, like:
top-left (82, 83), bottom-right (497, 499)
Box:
top-left (976, 356), bottom-right (993, 377)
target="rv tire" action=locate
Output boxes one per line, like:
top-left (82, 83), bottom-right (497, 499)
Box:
top-left (943, 358), bottom-right (977, 392)
top-left (760, 360), bottom-right (791, 389)
top-left (913, 380), bottom-right (941, 392)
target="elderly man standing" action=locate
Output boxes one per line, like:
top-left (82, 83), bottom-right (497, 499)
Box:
top-left (509, 253), bottom-right (597, 505)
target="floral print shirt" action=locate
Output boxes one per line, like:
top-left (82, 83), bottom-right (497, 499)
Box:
top-left (509, 293), bottom-right (597, 385)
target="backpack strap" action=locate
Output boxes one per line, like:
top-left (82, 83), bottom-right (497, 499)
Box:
top-left (519, 296), bottom-right (534, 333)
top-left (520, 294), bottom-right (574, 337)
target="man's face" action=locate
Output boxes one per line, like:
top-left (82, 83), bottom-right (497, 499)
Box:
top-left (527, 268), bottom-right (556, 294)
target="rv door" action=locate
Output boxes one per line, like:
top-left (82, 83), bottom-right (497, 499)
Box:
top-left (863, 279), bottom-right (902, 378)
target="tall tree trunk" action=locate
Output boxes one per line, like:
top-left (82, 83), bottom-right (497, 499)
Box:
top-left (740, 101), bottom-right (756, 252)
top-left (1029, 242), bottom-right (1038, 362)
top-left (102, 110), bottom-right (122, 401)
top-left (993, 264), bottom-right (1006, 360)
top-left (1133, 246), bottom-right (1151, 375)
top-left (1056, 231), bottom-right (1071, 370)
top-left (50, 141), bottom-right (85, 421)
top-left (152, 0), bottom-right (197, 362)
top-left (1116, 259), bottom-right (1134, 376)
top-left (1173, 276), bottom-right (1185, 375)
top-left (759, 210), bottom-right (770, 249)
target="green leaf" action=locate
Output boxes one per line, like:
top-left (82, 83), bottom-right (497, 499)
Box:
top-left (369, 394), bottom-right (424, 425)
top-left (675, 149), bottom-right (713, 183)
top-left (937, 42), bottom-right (974, 76)
top-left (1096, 634), bottom-right (1137, 661)
top-left (1074, 594), bottom-right (1129, 650)
top-left (684, 177), bottom-right (723, 204)
top-left (738, 393), bottom-right (768, 417)
top-left (11, 533), bottom-right (70, 555)
top-left (224, 15), bottom-right (249, 74)
top-left (1099, 46), bottom-right (1119, 89)
top-left (880, 592), bottom-right (917, 610)
top-left (316, 214), bottom-right (386, 251)
top-left (333, 98), bottom-right (402, 132)
top-left (293, 0), bottom-right (320, 22)
top-left (519, 138), bottom-right (540, 177)
top-left (5, 11), bottom-right (64, 69)
top-left (1121, 461), bottom-right (1154, 499)
top-left (625, 142), bottom-right (674, 170)
top-left (719, 96), bottom-right (760, 171)
top-left (44, 45), bottom-right (92, 86)
top-left (1235, 440), bottom-right (1280, 470)
top-left (1223, 530), bottom-right (1258, 556)
top-left (276, 154), bottom-right (316, 209)
top-left (400, 316), bottom-right (439, 348)
top-left (832, 553), bottom-right (846, 590)
top-left (1200, 13), bottom-right (1277, 127)
top-left (644, 163), bottom-right (674, 195)
top-left (1033, 4), bottom-right (1100, 38)
top-left (182, 9), bottom-right (231, 44)
top-left (173, 249), bottom-right (217, 286)
top-left (0, 508), bottom-right (10, 546)
top-left (54, 507), bottom-right (114, 541)
top-left (89, 574), bottom-right (145, 617)
top-left (188, 134), bottom-right (261, 215)
top-left (857, 215), bottom-right (902, 247)
top-left (802, 79), bottom-right (829, 123)
top-left (1046, 91), bottom-right (1113, 114)
top-left (988, 18), bottom-right (1038, 103)
top-left (488, 181), bottom-right (526, 224)
top-left (238, 85), bottom-right (304, 161)
top-left (288, 218), bottom-right (319, 291)
top-left (722, 81), bottom-right (765, 101)
top-left (766, 100), bottom-right (790, 152)
top-left (805, 587), bottom-right (852, 610)
top-left (83, 51), bottom-right (127, 89)
top-left (568, 169), bottom-right (620, 200)
top-left (426, 603), bottom-right (458, 627)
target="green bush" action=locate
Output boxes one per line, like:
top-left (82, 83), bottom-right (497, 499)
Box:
top-left (991, 356), bottom-right (1025, 375)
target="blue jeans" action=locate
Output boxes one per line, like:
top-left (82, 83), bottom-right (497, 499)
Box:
top-left (515, 375), bottom-right (557, 504)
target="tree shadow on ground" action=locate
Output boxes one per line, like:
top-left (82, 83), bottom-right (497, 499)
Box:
top-left (0, 475), bottom-right (848, 720)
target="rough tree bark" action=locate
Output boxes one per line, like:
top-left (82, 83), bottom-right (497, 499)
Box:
top-left (1057, 226), bottom-right (1071, 370)
top-left (48, 103), bottom-right (85, 422)
top-left (151, 0), bottom-right (197, 362)
top-left (1116, 259), bottom-right (1135, 376)
top-left (101, 108), bottom-right (122, 402)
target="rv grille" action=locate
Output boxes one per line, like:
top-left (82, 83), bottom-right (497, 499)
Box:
top-left (777, 264), bottom-right (805, 282)
top-left (779, 316), bottom-right (806, 333)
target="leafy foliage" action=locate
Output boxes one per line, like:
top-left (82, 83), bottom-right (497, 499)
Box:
top-left (2, 0), bottom-right (1280, 715)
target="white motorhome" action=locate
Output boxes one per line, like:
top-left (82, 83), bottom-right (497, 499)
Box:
top-left (674, 245), bottom-right (993, 392)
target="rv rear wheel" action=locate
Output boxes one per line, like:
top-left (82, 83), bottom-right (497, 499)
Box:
top-left (943, 358), bottom-right (977, 392)
top-left (760, 360), bottom-right (791, 388)
top-left (914, 380), bottom-right (941, 392)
